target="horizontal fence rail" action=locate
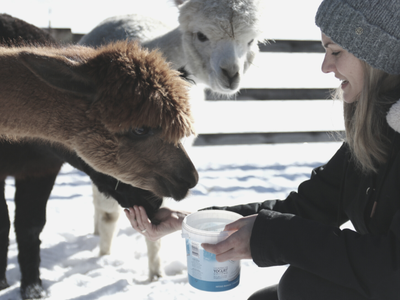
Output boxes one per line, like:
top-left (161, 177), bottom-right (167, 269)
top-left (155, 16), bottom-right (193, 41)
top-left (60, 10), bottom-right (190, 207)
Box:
top-left (258, 40), bottom-right (324, 53)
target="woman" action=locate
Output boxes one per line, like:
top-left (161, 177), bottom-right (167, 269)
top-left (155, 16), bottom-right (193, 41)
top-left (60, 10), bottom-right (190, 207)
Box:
top-left (125, 0), bottom-right (400, 299)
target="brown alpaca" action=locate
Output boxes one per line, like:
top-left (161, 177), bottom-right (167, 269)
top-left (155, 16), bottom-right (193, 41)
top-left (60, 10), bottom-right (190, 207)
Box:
top-left (0, 41), bottom-right (198, 200)
top-left (0, 17), bottom-right (199, 299)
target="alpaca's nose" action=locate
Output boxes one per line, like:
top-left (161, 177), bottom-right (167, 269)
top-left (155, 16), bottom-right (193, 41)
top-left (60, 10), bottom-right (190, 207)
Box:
top-left (171, 169), bottom-right (198, 201)
top-left (174, 143), bottom-right (199, 198)
top-left (184, 168), bottom-right (199, 189)
top-left (177, 158), bottom-right (199, 190)
top-left (221, 67), bottom-right (239, 88)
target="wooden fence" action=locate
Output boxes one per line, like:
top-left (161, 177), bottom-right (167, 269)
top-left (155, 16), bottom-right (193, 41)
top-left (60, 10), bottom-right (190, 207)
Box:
top-left (45, 28), bottom-right (345, 146)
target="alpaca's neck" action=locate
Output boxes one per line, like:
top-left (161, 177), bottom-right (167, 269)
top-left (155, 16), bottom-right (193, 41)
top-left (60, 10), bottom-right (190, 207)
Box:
top-left (143, 27), bottom-right (185, 70)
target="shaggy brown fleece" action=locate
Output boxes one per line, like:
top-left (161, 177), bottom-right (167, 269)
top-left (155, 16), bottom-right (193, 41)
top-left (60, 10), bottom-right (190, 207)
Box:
top-left (0, 41), bottom-right (196, 189)
top-left (0, 13), bottom-right (56, 47)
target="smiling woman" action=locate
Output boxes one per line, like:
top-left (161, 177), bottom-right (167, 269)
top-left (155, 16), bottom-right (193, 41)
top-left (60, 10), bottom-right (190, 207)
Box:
top-left (321, 33), bottom-right (364, 104)
top-left (125, 1), bottom-right (400, 299)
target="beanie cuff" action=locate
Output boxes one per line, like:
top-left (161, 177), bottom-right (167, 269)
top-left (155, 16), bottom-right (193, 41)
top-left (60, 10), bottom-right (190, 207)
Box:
top-left (316, 0), bottom-right (400, 74)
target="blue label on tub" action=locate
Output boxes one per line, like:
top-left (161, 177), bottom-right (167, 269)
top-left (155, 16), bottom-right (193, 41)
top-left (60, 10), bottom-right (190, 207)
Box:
top-left (188, 274), bottom-right (240, 292)
top-left (185, 239), bottom-right (240, 292)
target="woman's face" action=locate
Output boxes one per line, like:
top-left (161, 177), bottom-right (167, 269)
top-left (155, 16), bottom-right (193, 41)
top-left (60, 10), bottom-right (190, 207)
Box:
top-left (321, 33), bottom-right (364, 103)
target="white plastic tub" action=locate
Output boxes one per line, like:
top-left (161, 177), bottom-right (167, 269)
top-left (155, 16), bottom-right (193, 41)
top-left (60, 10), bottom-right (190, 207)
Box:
top-left (181, 210), bottom-right (242, 292)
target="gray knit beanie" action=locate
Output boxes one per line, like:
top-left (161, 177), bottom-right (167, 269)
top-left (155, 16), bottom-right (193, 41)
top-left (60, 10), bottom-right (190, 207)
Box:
top-left (315, 0), bottom-right (400, 75)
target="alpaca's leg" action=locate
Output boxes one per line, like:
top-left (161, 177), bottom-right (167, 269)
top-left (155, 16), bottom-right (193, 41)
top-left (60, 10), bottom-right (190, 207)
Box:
top-left (146, 238), bottom-right (163, 281)
top-left (14, 173), bottom-right (58, 299)
top-left (0, 179), bottom-right (10, 290)
top-left (145, 199), bottom-right (168, 281)
top-left (93, 202), bottom-right (100, 236)
top-left (92, 184), bottom-right (121, 256)
top-left (98, 208), bottom-right (120, 256)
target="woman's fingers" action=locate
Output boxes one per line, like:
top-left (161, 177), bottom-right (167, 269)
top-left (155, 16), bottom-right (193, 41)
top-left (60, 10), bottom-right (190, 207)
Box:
top-left (224, 217), bottom-right (247, 232)
top-left (124, 206), bottom-right (191, 241)
top-left (202, 237), bottom-right (235, 261)
top-left (124, 206), bottom-right (149, 235)
top-left (134, 206), bottom-right (151, 233)
top-left (139, 206), bottom-right (153, 228)
top-left (215, 248), bottom-right (237, 262)
top-left (133, 206), bottom-right (144, 230)
top-left (202, 241), bottom-right (235, 262)
top-left (202, 215), bottom-right (257, 262)
top-left (202, 234), bottom-right (244, 262)
top-left (124, 207), bottom-right (138, 229)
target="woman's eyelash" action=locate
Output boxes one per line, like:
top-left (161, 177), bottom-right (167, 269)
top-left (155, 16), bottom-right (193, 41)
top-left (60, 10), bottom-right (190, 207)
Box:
top-left (332, 51), bottom-right (341, 56)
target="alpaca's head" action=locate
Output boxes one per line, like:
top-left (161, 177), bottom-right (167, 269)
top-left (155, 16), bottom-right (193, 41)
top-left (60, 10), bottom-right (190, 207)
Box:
top-left (85, 42), bottom-right (198, 199)
top-left (18, 42), bottom-right (198, 200)
top-left (88, 41), bottom-right (195, 145)
top-left (175, 0), bottom-right (266, 95)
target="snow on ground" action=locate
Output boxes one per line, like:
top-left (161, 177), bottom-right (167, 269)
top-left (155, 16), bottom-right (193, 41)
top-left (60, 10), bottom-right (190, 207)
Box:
top-left (1, 141), bottom-right (342, 300)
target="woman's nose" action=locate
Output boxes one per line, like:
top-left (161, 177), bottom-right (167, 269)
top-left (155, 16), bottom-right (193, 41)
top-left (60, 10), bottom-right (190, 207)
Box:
top-left (321, 54), bottom-right (334, 74)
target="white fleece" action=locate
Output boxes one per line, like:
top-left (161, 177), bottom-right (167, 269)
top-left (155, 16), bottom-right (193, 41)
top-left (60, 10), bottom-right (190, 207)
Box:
top-left (387, 99), bottom-right (400, 133)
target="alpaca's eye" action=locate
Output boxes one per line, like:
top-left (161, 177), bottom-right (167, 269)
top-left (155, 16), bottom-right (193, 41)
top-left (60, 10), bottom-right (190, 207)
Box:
top-left (132, 127), bottom-right (150, 136)
top-left (197, 32), bottom-right (209, 42)
top-left (248, 39), bottom-right (254, 46)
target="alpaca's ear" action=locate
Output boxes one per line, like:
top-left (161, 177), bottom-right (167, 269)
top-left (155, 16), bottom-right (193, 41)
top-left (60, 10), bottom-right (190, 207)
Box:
top-left (19, 52), bottom-right (95, 97)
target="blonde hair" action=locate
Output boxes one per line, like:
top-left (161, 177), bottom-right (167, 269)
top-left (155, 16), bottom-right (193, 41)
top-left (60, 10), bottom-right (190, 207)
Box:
top-left (339, 62), bottom-right (400, 174)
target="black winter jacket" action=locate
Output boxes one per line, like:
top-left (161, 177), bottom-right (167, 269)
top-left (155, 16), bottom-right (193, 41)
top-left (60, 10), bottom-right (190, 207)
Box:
top-left (211, 108), bottom-right (400, 299)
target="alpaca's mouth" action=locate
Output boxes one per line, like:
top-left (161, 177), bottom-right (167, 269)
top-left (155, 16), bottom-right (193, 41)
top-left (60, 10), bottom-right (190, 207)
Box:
top-left (153, 175), bottom-right (193, 201)
top-left (212, 77), bottom-right (241, 95)
top-left (165, 180), bottom-right (191, 201)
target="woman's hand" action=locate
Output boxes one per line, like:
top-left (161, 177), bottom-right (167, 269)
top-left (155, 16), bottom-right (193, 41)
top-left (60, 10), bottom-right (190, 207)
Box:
top-left (202, 214), bottom-right (258, 262)
top-left (124, 206), bottom-right (191, 241)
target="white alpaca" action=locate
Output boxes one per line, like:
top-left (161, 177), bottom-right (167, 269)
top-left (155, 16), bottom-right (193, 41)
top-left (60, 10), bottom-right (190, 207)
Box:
top-left (92, 185), bottom-right (162, 280)
top-left (79, 0), bottom-right (266, 281)
top-left (80, 0), bottom-right (265, 95)
top-left (92, 185), bottom-right (121, 256)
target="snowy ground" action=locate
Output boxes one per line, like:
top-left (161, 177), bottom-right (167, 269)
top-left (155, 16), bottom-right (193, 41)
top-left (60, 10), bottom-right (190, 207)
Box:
top-left (1, 141), bottom-right (343, 300)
